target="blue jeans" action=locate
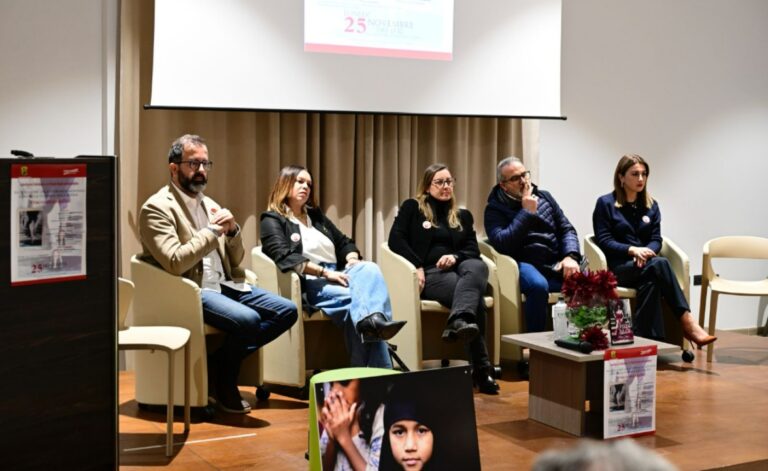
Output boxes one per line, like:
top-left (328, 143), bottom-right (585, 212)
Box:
top-left (518, 262), bottom-right (562, 332)
top-left (202, 284), bottom-right (298, 369)
top-left (304, 261), bottom-right (393, 368)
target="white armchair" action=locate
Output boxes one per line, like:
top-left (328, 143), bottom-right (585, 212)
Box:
top-left (250, 247), bottom-right (348, 391)
top-left (129, 255), bottom-right (264, 409)
top-left (477, 239), bottom-right (560, 361)
top-left (378, 243), bottom-right (500, 371)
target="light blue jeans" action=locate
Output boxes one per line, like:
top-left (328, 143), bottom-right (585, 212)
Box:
top-left (304, 261), bottom-right (393, 368)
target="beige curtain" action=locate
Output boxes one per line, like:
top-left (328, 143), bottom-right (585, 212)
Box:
top-left (118, 0), bottom-right (539, 275)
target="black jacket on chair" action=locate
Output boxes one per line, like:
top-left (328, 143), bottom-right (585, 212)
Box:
top-left (388, 198), bottom-right (481, 268)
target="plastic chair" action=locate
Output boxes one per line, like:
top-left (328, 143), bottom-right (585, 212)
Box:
top-left (129, 255), bottom-right (266, 412)
top-left (118, 277), bottom-right (190, 457)
top-left (378, 243), bottom-right (500, 371)
top-left (477, 239), bottom-right (560, 361)
top-left (251, 247), bottom-right (349, 393)
top-left (584, 234), bottom-right (692, 360)
top-left (699, 236), bottom-right (768, 362)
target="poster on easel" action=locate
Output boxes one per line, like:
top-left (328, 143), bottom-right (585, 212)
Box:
top-left (10, 163), bottom-right (87, 286)
top-left (603, 345), bottom-right (657, 439)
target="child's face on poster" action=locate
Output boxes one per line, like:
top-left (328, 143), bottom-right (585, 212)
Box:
top-left (389, 420), bottom-right (434, 470)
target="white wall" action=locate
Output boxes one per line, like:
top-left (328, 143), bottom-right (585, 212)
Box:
top-left (0, 0), bottom-right (117, 157)
top-left (541, 0), bottom-right (768, 330)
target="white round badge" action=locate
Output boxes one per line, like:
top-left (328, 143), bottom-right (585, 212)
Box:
top-left (422, 221), bottom-right (432, 230)
top-left (290, 232), bottom-right (301, 242)
top-left (642, 215), bottom-right (651, 224)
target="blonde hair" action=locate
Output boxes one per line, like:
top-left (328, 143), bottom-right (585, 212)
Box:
top-left (415, 163), bottom-right (462, 230)
top-left (266, 165), bottom-right (318, 217)
top-left (613, 154), bottom-right (653, 208)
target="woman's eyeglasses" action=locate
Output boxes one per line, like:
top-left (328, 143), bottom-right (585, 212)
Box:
top-left (431, 178), bottom-right (455, 188)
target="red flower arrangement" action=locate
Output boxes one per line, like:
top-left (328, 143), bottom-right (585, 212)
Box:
top-left (561, 269), bottom-right (618, 308)
top-left (560, 269), bottom-right (619, 350)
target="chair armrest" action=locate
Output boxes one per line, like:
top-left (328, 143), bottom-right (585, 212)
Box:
top-left (130, 255), bottom-right (205, 336)
top-left (379, 243), bottom-right (423, 368)
top-left (660, 236), bottom-right (691, 302)
top-left (480, 254), bottom-right (501, 365)
top-left (245, 268), bottom-right (257, 286)
top-left (584, 234), bottom-right (608, 271)
top-left (251, 246), bottom-right (304, 308)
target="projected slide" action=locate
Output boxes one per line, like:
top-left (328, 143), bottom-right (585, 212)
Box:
top-left (304, 0), bottom-right (454, 60)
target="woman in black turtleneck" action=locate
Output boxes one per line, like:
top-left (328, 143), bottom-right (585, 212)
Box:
top-left (388, 163), bottom-right (499, 395)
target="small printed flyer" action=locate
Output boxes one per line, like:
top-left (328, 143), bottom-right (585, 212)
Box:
top-left (10, 164), bottom-right (87, 286)
top-left (603, 345), bottom-right (657, 439)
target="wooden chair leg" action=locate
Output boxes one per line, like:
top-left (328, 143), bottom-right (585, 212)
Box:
top-left (184, 343), bottom-right (190, 432)
top-left (166, 349), bottom-right (175, 457)
top-left (698, 280), bottom-right (708, 328)
top-left (707, 292), bottom-right (719, 363)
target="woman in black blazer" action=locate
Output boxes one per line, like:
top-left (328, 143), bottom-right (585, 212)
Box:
top-left (592, 154), bottom-right (715, 347)
top-left (388, 163), bottom-right (499, 394)
top-left (260, 165), bottom-right (405, 371)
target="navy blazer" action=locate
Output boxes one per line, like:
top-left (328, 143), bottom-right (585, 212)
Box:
top-left (592, 192), bottom-right (662, 269)
top-left (260, 207), bottom-right (359, 273)
top-left (484, 184), bottom-right (580, 267)
top-left (388, 198), bottom-right (480, 269)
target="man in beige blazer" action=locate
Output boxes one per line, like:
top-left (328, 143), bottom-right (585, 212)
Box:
top-left (139, 134), bottom-right (297, 414)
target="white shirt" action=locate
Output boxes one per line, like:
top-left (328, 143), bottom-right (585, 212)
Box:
top-left (287, 208), bottom-right (336, 277)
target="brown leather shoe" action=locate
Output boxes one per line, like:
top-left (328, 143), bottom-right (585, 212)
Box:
top-left (681, 312), bottom-right (717, 348)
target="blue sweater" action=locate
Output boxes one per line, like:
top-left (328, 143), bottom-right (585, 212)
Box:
top-left (592, 192), bottom-right (662, 269)
top-left (484, 184), bottom-right (580, 267)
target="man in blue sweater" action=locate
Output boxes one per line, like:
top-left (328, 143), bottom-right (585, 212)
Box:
top-left (484, 157), bottom-right (581, 333)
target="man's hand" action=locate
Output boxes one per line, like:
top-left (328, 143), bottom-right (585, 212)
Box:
top-left (210, 207), bottom-right (237, 235)
top-left (521, 181), bottom-right (538, 213)
top-left (560, 256), bottom-right (580, 279)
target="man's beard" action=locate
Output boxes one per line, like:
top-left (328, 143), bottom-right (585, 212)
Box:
top-left (179, 172), bottom-right (207, 194)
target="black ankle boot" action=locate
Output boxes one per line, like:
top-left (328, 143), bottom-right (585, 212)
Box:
top-left (473, 365), bottom-right (500, 395)
top-left (442, 317), bottom-right (479, 343)
top-left (357, 313), bottom-right (407, 343)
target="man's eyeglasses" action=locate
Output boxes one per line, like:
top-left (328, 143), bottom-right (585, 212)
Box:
top-left (432, 178), bottom-right (455, 188)
top-left (502, 171), bottom-right (530, 184)
top-left (176, 160), bottom-right (213, 171)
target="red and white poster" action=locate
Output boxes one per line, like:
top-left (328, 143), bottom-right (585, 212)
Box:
top-left (10, 164), bottom-right (87, 286)
top-left (603, 345), bottom-right (657, 439)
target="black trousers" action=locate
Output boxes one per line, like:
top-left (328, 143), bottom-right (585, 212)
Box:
top-left (611, 256), bottom-right (690, 340)
top-left (422, 258), bottom-right (491, 369)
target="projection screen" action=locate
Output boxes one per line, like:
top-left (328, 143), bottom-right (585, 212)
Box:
top-left (150, 0), bottom-right (562, 118)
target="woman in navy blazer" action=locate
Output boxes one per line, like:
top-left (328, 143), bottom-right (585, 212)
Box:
top-left (592, 154), bottom-right (715, 347)
top-left (388, 163), bottom-right (498, 394)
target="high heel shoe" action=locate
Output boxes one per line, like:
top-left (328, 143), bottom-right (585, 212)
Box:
top-left (681, 312), bottom-right (717, 348)
top-left (473, 365), bottom-right (500, 395)
top-left (357, 313), bottom-right (407, 343)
